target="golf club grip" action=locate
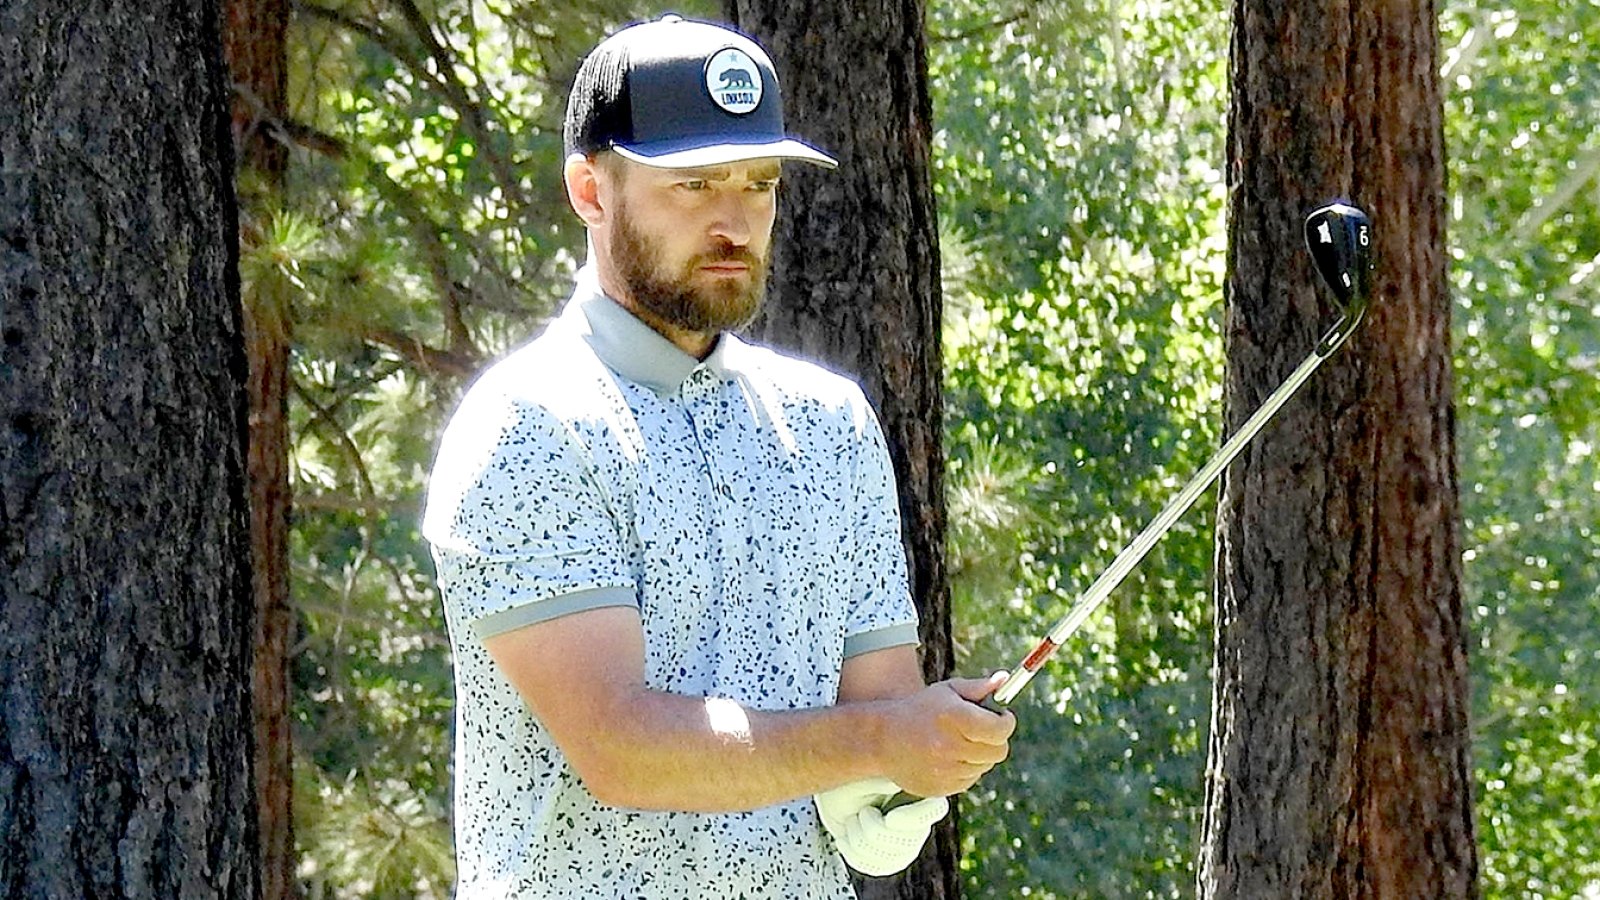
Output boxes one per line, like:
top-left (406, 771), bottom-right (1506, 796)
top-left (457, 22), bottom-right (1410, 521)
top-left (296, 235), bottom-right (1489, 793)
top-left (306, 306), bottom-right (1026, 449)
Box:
top-left (879, 695), bottom-right (1008, 812)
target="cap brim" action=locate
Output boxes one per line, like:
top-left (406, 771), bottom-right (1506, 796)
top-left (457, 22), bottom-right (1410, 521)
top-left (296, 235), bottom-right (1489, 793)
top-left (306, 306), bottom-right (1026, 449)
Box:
top-left (612, 138), bottom-right (838, 170)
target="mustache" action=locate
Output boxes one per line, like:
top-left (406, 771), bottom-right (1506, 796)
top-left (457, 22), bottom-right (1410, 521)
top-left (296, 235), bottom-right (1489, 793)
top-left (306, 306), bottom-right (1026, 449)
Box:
top-left (692, 245), bottom-right (764, 267)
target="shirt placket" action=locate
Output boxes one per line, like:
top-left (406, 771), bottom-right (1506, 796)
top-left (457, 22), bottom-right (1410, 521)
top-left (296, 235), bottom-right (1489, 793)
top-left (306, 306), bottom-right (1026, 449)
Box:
top-left (682, 368), bottom-right (744, 604)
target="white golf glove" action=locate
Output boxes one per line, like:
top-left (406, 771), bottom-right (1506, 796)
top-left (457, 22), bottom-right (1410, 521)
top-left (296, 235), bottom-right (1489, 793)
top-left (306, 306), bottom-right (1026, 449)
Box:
top-left (814, 777), bottom-right (950, 877)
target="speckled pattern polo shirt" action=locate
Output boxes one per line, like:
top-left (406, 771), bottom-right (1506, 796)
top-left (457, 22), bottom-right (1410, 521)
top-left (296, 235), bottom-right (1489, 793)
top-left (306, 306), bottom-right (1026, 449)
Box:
top-left (421, 269), bottom-right (919, 899)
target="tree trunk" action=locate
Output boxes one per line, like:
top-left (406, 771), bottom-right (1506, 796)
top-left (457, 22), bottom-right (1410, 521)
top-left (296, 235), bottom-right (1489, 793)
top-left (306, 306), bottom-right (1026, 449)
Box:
top-left (0, 0), bottom-right (256, 897)
top-left (226, 0), bottom-right (290, 180)
top-left (223, 0), bottom-right (295, 894)
top-left (1198, 0), bottom-right (1478, 896)
top-left (720, 3), bottom-right (953, 898)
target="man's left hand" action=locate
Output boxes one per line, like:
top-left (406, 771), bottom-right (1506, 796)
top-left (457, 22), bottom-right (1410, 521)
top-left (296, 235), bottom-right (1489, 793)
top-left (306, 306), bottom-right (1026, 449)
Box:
top-left (814, 777), bottom-right (949, 876)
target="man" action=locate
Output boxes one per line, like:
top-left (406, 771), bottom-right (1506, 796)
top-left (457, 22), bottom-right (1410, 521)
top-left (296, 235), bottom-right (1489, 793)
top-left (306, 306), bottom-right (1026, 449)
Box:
top-left (422, 15), bottom-right (1014, 899)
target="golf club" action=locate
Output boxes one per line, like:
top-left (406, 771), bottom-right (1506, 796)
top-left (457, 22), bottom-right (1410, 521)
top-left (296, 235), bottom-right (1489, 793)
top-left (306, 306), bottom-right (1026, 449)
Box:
top-left (883, 200), bottom-right (1373, 811)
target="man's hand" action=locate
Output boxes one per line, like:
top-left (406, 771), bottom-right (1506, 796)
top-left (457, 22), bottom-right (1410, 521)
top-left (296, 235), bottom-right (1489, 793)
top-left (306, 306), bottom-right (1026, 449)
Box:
top-left (815, 777), bottom-right (949, 876)
top-left (874, 672), bottom-right (1016, 799)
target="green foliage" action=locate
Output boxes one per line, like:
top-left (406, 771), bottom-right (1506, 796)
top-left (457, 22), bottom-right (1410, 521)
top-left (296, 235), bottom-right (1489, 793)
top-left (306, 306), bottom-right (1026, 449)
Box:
top-left (1443, 0), bottom-right (1600, 894)
top-left (289, 356), bottom-right (456, 897)
top-left (296, 758), bottom-right (455, 899)
top-left (931, 2), bottom-right (1227, 895)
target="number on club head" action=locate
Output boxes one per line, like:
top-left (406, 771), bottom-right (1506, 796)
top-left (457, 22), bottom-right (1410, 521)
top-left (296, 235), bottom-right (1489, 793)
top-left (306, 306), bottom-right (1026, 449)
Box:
top-left (1304, 202), bottom-right (1373, 306)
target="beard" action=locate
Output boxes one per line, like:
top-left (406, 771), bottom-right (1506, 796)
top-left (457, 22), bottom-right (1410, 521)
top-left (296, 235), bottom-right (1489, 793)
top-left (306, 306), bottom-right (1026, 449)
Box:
top-left (609, 204), bottom-right (769, 335)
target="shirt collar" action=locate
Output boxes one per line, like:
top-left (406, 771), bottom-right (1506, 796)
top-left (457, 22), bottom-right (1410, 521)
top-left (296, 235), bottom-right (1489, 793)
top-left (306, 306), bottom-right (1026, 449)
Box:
top-left (563, 266), bottom-right (747, 396)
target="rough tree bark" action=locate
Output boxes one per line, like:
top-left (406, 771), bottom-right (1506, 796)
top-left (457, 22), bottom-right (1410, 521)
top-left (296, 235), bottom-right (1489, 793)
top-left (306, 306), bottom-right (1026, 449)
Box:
top-left (0, 0), bottom-right (257, 896)
top-left (720, 3), bottom-right (954, 898)
top-left (1198, 0), bottom-right (1478, 896)
top-left (223, 0), bottom-right (296, 894)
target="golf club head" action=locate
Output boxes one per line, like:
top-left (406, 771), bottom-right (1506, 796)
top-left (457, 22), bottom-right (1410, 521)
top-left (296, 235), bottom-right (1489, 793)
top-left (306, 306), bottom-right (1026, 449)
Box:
top-left (1305, 201), bottom-right (1374, 355)
top-left (1304, 201), bottom-right (1373, 307)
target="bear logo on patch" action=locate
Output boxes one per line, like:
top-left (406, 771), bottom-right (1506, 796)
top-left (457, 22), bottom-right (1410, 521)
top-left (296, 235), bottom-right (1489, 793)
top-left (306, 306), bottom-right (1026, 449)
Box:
top-left (705, 47), bottom-right (762, 115)
top-left (719, 68), bottom-right (755, 90)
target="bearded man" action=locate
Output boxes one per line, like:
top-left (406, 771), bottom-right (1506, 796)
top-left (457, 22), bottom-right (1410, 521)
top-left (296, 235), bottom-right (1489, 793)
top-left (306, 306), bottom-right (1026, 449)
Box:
top-left (421, 16), bottom-right (1013, 899)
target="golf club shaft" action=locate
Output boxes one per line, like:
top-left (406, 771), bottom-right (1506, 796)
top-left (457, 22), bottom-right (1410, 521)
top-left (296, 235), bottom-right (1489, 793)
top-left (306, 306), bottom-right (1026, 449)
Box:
top-left (992, 341), bottom-right (1331, 704)
top-left (883, 269), bottom-right (1369, 810)
top-left (881, 336), bottom-right (1336, 814)
top-left (990, 201), bottom-right (1370, 705)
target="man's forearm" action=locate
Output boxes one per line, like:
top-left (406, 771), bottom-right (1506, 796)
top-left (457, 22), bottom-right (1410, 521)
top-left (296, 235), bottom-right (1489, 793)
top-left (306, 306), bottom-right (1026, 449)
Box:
top-left (573, 689), bottom-right (890, 812)
top-left (480, 613), bottom-right (997, 809)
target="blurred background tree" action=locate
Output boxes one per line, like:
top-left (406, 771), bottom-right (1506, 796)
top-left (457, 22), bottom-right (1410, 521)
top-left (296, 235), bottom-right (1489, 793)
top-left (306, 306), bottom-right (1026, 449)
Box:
top-left (253, 0), bottom-right (1600, 897)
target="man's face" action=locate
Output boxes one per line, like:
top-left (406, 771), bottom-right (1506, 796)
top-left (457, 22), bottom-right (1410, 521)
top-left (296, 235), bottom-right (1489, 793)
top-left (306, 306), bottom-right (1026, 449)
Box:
top-left (600, 157), bottom-right (781, 335)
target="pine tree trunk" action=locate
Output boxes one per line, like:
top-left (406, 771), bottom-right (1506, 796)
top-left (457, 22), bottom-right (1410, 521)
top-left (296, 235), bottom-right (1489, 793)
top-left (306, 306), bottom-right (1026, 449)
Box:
top-left (223, 0), bottom-right (295, 894)
top-left (0, 0), bottom-right (257, 896)
top-left (721, 3), bottom-right (953, 897)
top-left (1198, 0), bottom-right (1478, 896)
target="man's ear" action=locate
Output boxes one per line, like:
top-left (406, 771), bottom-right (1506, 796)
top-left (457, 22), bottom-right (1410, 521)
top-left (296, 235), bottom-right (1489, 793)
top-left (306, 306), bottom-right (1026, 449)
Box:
top-left (564, 153), bottom-right (607, 227)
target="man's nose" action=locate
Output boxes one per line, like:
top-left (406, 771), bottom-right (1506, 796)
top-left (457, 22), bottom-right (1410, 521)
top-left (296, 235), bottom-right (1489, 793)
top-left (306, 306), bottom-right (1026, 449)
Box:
top-left (707, 193), bottom-right (752, 246)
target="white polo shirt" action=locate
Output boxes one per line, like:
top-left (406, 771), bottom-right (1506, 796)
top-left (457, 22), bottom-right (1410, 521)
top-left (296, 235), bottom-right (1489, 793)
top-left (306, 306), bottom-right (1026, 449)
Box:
top-left (422, 269), bottom-right (919, 899)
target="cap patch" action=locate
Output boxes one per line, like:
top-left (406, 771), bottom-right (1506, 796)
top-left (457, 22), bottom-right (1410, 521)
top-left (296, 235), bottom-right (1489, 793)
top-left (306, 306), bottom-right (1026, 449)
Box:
top-left (704, 47), bottom-right (762, 115)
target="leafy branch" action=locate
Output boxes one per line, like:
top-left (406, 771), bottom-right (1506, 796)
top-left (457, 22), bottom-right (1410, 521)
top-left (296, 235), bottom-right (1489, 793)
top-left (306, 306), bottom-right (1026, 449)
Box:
top-left (929, 11), bottom-right (1030, 44)
top-left (293, 0), bottom-right (527, 210)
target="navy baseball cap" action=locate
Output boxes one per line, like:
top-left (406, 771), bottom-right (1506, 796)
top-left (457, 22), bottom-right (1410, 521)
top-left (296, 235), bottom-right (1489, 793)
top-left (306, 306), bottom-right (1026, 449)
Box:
top-left (563, 15), bottom-right (838, 169)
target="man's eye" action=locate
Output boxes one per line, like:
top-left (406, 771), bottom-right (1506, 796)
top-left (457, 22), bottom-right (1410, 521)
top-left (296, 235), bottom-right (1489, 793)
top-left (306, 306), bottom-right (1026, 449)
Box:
top-left (750, 180), bottom-right (780, 192)
top-left (679, 179), bottom-right (708, 191)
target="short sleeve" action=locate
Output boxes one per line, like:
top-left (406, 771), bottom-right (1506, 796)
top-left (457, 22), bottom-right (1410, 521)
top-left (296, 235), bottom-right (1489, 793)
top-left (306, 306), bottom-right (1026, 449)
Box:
top-left (422, 385), bottom-right (636, 640)
top-left (842, 400), bottom-right (919, 658)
